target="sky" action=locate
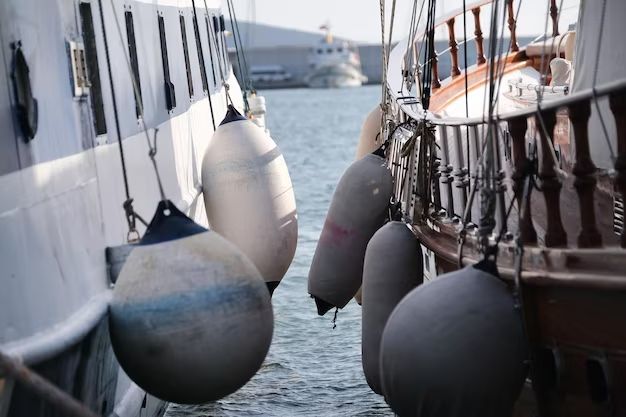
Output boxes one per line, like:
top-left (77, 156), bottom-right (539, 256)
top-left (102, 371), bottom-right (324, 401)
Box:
top-left (232, 0), bottom-right (581, 44)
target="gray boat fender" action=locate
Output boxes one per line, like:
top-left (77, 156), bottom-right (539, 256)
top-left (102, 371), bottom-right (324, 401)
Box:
top-left (361, 221), bottom-right (423, 395)
top-left (308, 154), bottom-right (393, 315)
top-left (380, 262), bottom-right (528, 417)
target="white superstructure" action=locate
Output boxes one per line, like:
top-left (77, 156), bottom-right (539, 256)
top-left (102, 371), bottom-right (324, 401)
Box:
top-left (305, 25), bottom-right (367, 88)
top-left (0, 0), bottom-right (242, 415)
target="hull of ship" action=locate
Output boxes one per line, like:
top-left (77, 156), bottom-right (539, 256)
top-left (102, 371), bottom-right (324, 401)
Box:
top-left (0, 0), bottom-right (244, 415)
top-left (305, 64), bottom-right (366, 89)
top-left (307, 75), bottom-right (364, 88)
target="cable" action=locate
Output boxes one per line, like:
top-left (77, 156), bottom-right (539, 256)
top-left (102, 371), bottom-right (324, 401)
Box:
top-left (191, 0), bottom-right (217, 130)
top-left (97, 0), bottom-right (142, 241)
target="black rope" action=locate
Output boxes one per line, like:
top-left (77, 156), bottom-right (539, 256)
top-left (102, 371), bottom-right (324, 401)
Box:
top-left (97, 0), bottom-right (140, 241)
top-left (203, 0), bottom-right (232, 107)
top-left (227, 0), bottom-right (253, 92)
top-left (191, 0), bottom-right (216, 131)
top-left (225, 0), bottom-right (245, 87)
top-left (420, 0), bottom-right (437, 111)
top-left (332, 307), bottom-right (339, 330)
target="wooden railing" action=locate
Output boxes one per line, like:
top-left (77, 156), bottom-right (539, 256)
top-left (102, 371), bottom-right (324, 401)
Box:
top-left (408, 0), bottom-right (554, 90)
top-left (389, 82), bottom-right (626, 251)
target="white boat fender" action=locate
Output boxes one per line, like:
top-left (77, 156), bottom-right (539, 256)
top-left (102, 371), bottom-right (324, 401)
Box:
top-left (361, 221), bottom-right (423, 395)
top-left (308, 154), bottom-right (393, 315)
top-left (248, 93), bottom-right (267, 130)
top-left (202, 105), bottom-right (298, 295)
top-left (109, 200), bottom-right (273, 404)
top-left (380, 262), bottom-right (528, 417)
top-left (355, 105), bottom-right (383, 159)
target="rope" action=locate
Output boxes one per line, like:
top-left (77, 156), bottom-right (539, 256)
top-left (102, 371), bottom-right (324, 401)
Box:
top-left (107, 0), bottom-right (167, 203)
top-left (203, 0), bottom-right (234, 107)
top-left (97, 0), bottom-right (142, 242)
top-left (226, 0), bottom-right (248, 111)
top-left (0, 351), bottom-right (100, 417)
top-left (421, 0), bottom-right (437, 111)
top-left (379, 0), bottom-right (387, 110)
top-left (191, 0), bottom-right (217, 131)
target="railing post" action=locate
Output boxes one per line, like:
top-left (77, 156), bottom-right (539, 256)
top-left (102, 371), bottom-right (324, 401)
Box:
top-left (446, 18), bottom-right (461, 77)
top-left (507, 0), bottom-right (520, 52)
top-left (550, 0), bottom-right (559, 37)
top-left (568, 100), bottom-right (602, 248)
top-left (536, 110), bottom-right (567, 247)
top-left (452, 127), bottom-right (468, 214)
top-left (472, 8), bottom-right (486, 65)
top-left (439, 126), bottom-right (455, 217)
top-left (609, 89), bottom-right (626, 248)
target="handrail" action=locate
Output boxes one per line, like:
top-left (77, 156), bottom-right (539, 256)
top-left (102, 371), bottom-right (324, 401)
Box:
top-left (390, 31), bottom-right (626, 127)
top-left (0, 291), bottom-right (112, 365)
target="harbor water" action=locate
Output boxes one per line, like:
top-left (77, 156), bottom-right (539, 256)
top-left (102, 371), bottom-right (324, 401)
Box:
top-left (165, 85), bottom-right (393, 416)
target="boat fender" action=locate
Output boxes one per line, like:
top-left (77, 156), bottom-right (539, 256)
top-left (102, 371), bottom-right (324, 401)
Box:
top-left (380, 262), bottom-right (528, 417)
top-left (202, 105), bottom-right (298, 295)
top-left (308, 154), bottom-right (393, 315)
top-left (109, 200), bottom-right (273, 404)
top-left (361, 221), bottom-right (423, 395)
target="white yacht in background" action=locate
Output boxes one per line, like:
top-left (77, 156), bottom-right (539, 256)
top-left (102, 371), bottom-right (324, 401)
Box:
top-left (0, 0), bottom-right (245, 415)
top-left (305, 24), bottom-right (367, 88)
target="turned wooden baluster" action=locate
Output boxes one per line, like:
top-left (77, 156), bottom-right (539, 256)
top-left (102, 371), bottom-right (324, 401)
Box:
top-left (472, 8), bottom-right (486, 65)
top-left (609, 89), bottom-right (626, 248)
top-left (536, 110), bottom-right (567, 247)
top-left (507, 0), bottom-right (520, 52)
top-left (452, 127), bottom-right (468, 213)
top-left (568, 100), bottom-right (602, 248)
top-left (446, 18), bottom-right (461, 77)
top-left (439, 126), bottom-right (454, 216)
top-left (550, 0), bottom-right (559, 37)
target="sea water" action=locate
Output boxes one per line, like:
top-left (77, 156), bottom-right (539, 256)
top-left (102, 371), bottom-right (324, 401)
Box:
top-left (165, 85), bottom-right (393, 416)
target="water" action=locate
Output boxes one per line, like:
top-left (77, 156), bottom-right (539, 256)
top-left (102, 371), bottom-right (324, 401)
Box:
top-left (165, 85), bottom-right (393, 417)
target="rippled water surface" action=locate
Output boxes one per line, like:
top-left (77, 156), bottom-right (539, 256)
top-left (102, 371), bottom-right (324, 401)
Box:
top-left (166, 85), bottom-right (393, 416)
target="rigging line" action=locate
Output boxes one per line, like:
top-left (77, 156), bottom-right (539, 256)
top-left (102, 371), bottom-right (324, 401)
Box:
top-left (203, 0), bottom-right (233, 107)
top-left (491, 0), bottom-right (524, 110)
top-left (479, 1), bottom-right (501, 124)
top-left (226, 0), bottom-right (249, 111)
top-left (191, 0), bottom-right (216, 131)
top-left (229, 0), bottom-right (253, 92)
top-left (403, 0), bottom-right (417, 93)
top-left (477, 0), bottom-right (503, 247)
top-left (420, 0), bottom-right (437, 111)
top-left (379, 0), bottom-right (389, 114)
top-left (96, 0), bottom-right (142, 238)
top-left (536, 0), bottom-right (565, 104)
top-left (107, 0), bottom-right (167, 202)
top-left (410, 0), bottom-right (427, 98)
top-left (489, 0), bottom-right (512, 110)
top-left (462, 0), bottom-right (471, 220)
top-left (387, 0), bottom-right (398, 64)
top-left (406, 0), bottom-right (418, 65)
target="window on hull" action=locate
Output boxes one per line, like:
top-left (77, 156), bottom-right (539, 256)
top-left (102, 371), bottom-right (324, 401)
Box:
top-left (204, 15), bottom-right (218, 87)
top-left (179, 15), bottom-right (194, 99)
top-left (158, 14), bottom-right (176, 111)
top-left (79, 2), bottom-right (106, 135)
top-left (125, 10), bottom-right (143, 118)
top-left (191, 14), bottom-right (209, 93)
